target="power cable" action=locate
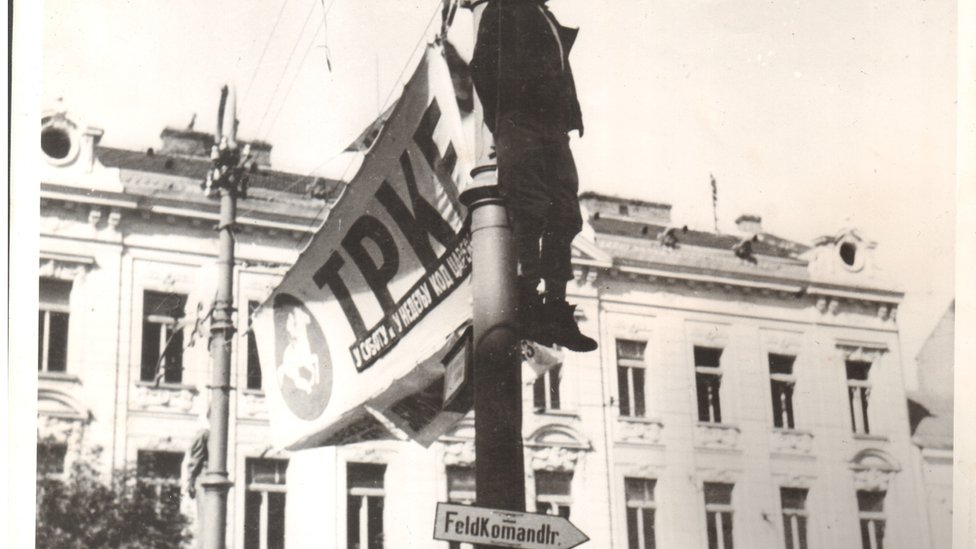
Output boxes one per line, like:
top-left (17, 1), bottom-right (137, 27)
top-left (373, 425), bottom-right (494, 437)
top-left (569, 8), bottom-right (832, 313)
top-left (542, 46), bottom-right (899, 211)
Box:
top-left (293, 0), bottom-right (447, 230)
top-left (240, 0), bottom-right (293, 113)
top-left (254, 0), bottom-right (320, 136)
top-left (264, 21), bottom-right (325, 138)
top-left (236, 0), bottom-right (448, 234)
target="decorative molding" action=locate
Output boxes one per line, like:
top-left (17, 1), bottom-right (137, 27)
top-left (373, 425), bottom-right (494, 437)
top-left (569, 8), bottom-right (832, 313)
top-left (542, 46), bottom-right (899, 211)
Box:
top-left (616, 418), bottom-right (664, 445)
top-left (140, 436), bottom-right (181, 452)
top-left (695, 423), bottom-right (740, 450)
top-left (850, 448), bottom-right (900, 491)
top-left (770, 429), bottom-right (814, 455)
top-left (618, 462), bottom-right (664, 479)
top-left (442, 440), bottom-right (476, 467)
top-left (39, 254), bottom-right (95, 280)
top-left (108, 207), bottom-right (122, 229)
top-left (529, 445), bottom-right (582, 473)
top-left (607, 315), bottom-right (654, 339)
top-left (698, 467), bottom-right (739, 483)
top-left (773, 472), bottom-right (817, 488)
top-left (37, 415), bottom-right (86, 445)
top-left (687, 322), bottom-right (730, 348)
top-left (132, 384), bottom-right (197, 413)
top-left (344, 446), bottom-right (392, 465)
top-left (852, 467), bottom-right (897, 492)
top-left (761, 331), bottom-right (803, 355)
top-left (837, 343), bottom-right (887, 362)
top-left (241, 391), bottom-right (268, 418)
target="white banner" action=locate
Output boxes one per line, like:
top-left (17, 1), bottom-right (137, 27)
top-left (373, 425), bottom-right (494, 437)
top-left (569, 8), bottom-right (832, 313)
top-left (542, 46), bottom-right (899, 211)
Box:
top-left (253, 45), bottom-right (473, 450)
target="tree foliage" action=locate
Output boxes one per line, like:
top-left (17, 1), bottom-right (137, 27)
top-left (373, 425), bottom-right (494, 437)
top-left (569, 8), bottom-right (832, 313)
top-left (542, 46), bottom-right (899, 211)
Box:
top-left (36, 446), bottom-right (192, 549)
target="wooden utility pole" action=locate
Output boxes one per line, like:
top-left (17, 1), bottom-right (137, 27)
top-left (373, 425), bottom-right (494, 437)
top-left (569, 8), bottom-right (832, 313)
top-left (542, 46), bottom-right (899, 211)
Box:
top-left (200, 85), bottom-right (251, 549)
top-left (462, 3), bottom-right (527, 548)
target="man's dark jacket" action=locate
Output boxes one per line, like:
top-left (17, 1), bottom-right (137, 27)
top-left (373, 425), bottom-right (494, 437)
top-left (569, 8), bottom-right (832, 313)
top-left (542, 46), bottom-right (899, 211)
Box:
top-left (470, 0), bottom-right (583, 135)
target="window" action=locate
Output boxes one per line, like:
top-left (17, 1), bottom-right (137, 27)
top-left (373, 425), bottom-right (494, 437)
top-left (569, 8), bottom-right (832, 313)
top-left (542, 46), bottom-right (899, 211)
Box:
top-left (625, 478), bottom-right (656, 549)
top-left (38, 279), bottom-right (71, 373)
top-left (136, 450), bottom-right (183, 517)
top-left (140, 291), bottom-right (187, 383)
top-left (846, 361), bottom-right (872, 434)
top-left (617, 340), bottom-right (647, 417)
top-left (769, 354), bottom-right (797, 429)
top-left (781, 488), bottom-right (809, 549)
top-left (244, 459), bottom-right (287, 549)
top-left (446, 467), bottom-right (475, 549)
top-left (347, 463), bottom-right (385, 549)
top-left (704, 482), bottom-right (734, 549)
top-left (694, 347), bottom-right (723, 423)
top-left (533, 364), bottom-right (562, 412)
top-left (246, 301), bottom-right (263, 390)
top-left (857, 490), bottom-right (886, 549)
top-left (619, 204), bottom-right (630, 216)
top-left (37, 442), bottom-right (68, 476)
top-left (535, 471), bottom-right (572, 518)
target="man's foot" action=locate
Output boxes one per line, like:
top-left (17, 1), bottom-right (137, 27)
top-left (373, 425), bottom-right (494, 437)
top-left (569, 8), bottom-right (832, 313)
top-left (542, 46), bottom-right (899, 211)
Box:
top-left (540, 300), bottom-right (598, 352)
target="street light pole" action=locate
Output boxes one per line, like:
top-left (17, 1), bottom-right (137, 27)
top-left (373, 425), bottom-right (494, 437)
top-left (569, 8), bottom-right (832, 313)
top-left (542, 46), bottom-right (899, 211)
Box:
top-left (462, 4), bottom-right (527, 549)
top-left (201, 85), bottom-right (251, 549)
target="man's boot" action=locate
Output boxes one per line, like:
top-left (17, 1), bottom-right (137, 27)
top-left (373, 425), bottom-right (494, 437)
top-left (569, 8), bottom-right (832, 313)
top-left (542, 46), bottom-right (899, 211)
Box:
top-left (541, 299), bottom-right (598, 352)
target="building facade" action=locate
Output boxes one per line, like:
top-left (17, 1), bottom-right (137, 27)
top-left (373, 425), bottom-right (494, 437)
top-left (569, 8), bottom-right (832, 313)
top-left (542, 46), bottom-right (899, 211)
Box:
top-left (909, 303), bottom-right (955, 549)
top-left (38, 109), bottom-right (940, 549)
top-left (37, 108), bottom-right (344, 548)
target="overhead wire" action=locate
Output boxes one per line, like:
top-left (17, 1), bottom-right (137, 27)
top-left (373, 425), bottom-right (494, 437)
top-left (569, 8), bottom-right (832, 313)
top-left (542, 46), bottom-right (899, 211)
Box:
top-left (282, 0), bottom-right (448, 233)
top-left (254, 0), bottom-right (321, 137)
top-left (259, 0), bottom-right (339, 136)
top-left (263, 21), bottom-right (325, 138)
top-left (240, 0), bottom-right (293, 113)
top-left (235, 0), bottom-right (450, 237)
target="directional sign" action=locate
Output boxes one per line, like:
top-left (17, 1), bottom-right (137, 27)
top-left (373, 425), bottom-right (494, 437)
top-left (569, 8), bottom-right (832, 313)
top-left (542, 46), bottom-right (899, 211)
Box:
top-left (433, 502), bottom-right (589, 549)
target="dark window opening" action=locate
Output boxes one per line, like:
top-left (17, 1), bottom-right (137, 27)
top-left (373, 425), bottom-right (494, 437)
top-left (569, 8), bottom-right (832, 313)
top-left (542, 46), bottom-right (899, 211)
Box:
top-left (247, 301), bottom-right (263, 390)
top-left (41, 128), bottom-right (72, 159)
top-left (140, 291), bottom-right (187, 383)
top-left (840, 242), bottom-right (858, 266)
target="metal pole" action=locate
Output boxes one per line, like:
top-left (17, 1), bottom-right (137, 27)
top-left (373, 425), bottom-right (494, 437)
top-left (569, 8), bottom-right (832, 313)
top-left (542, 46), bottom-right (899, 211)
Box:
top-left (461, 182), bottom-right (526, 520)
top-left (462, 3), bottom-right (526, 548)
top-left (201, 85), bottom-right (245, 549)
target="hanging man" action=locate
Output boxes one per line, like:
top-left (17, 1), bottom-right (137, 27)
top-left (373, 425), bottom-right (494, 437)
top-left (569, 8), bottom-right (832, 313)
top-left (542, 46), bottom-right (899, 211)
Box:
top-left (183, 413), bottom-right (209, 547)
top-left (470, 0), bottom-right (597, 352)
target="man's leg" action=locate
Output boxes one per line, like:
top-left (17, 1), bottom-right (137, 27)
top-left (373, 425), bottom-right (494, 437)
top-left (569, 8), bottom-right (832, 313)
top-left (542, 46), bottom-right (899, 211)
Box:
top-left (495, 117), bottom-right (551, 342)
top-left (539, 139), bottom-right (597, 352)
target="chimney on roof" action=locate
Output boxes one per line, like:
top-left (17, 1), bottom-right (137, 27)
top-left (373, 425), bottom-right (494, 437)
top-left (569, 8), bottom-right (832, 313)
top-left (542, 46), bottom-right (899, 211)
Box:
top-left (158, 127), bottom-right (273, 167)
top-left (735, 214), bottom-right (763, 235)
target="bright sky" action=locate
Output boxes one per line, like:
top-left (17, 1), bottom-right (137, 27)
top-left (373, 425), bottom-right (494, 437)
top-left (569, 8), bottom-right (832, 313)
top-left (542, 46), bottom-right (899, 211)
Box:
top-left (39, 0), bottom-right (956, 380)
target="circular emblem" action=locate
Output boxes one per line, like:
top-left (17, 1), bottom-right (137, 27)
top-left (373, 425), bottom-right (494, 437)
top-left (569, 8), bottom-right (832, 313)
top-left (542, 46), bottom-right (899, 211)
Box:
top-left (273, 293), bottom-right (333, 420)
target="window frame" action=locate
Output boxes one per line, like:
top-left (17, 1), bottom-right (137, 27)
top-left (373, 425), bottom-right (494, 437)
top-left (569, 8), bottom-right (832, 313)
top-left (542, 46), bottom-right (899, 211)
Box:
top-left (244, 458), bottom-right (288, 549)
top-left (856, 490), bottom-right (886, 549)
top-left (347, 463), bottom-right (386, 549)
top-left (533, 363), bottom-right (562, 412)
top-left (38, 278), bottom-right (72, 374)
top-left (616, 339), bottom-right (648, 418)
top-left (769, 354), bottom-right (797, 430)
top-left (703, 482), bottom-right (735, 549)
top-left (694, 346), bottom-right (724, 424)
top-left (245, 300), bottom-right (264, 391)
top-left (135, 450), bottom-right (184, 517)
top-left (139, 290), bottom-right (188, 384)
top-left (36, 441), bottom-right (69, 478)
top-left (445, 466), bottom-right (476, 549)
top-left (624, 477), bottom-right (657, 549)
top-left (535, 471), bottom-right (573, 519)
top-left (780, 487), bottom-right (809, 549)
top-left (846, 360), bottom-right (873, 435)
